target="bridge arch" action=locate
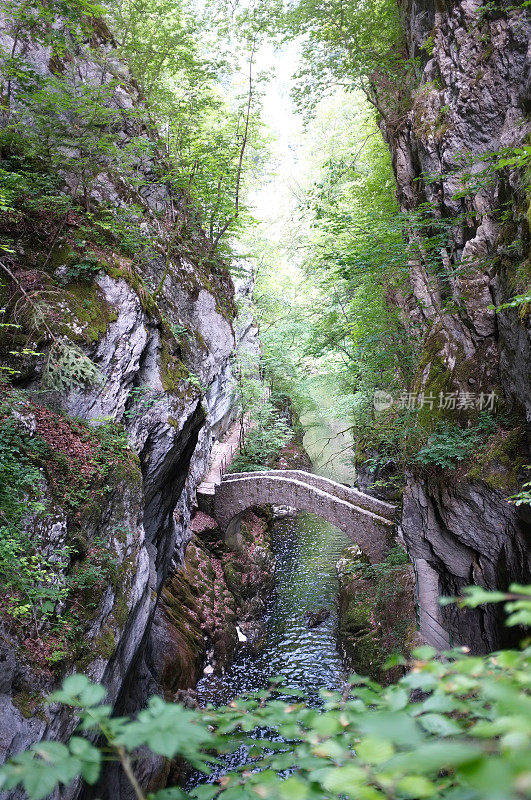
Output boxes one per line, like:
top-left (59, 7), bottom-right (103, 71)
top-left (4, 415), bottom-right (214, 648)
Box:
top-left (210, 471), bottom-right (396, 564)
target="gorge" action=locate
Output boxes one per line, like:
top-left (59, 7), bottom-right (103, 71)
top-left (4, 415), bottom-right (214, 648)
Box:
top-left (0, 0), bottom-right (530, 798)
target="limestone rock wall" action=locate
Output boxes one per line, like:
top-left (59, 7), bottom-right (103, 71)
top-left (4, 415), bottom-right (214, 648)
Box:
top-left (381, 0), bottom-right (531, 649)
top-left (0, 14), bottom-right (243, 797)
top-left (95, 509), bottom-right (276, 798)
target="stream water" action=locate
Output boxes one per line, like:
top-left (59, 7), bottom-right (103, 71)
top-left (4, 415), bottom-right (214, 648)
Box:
top-left (187, 385), bottom-right (355, 785)
top-left (187, 511), bottom-right (352, 785)
top-left (197, 512), bottom-right (351, 705)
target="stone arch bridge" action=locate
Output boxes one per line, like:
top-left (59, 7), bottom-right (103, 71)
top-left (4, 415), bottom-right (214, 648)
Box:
top-left (197, 469), bottom-right (396, 564)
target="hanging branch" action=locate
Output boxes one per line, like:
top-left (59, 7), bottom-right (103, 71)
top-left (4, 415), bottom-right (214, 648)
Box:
top-left (0, 261), bottom-right (56, 341)
top-left (209, 33), bottom-right (257, 255)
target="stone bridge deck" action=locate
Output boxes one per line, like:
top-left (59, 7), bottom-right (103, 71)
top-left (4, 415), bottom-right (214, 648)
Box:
top-left (197, 469), bottom-right (396, 564)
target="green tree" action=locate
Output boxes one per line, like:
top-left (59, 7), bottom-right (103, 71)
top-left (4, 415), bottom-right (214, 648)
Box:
top-left (229, 346), bottom-right (292, 472)
top-left (285, 0), bottom-right (407, 119)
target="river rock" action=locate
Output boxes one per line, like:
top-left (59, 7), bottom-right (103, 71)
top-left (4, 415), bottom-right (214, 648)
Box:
top-left (305, 608), bottom-right (331, 628)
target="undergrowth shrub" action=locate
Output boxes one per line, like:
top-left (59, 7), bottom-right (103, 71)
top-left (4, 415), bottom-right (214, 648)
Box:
top-left (41, 338), bottom-right (103, 392)
top-left (416, 414), bottom-right (498, 470)
top-left (0, 393), bottom-right (135, 663)
top-left (228, 403), bottom-right (291, 473)
top-left (0, 586), bottom-right (530, 800)
top-left (0, 403), bottom-right (57, 628)
top-left (416, 422), bottom-right (479, 469)
top-left (56, 258), bottom-right (102, 285)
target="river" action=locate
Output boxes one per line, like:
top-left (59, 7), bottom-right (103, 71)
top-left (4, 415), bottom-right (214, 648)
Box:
top-left (187, 397), bottom-right (354, 785)
top-left (186, 511), bottom-right (352, 786)
top-left (195, 511), bottom-right (351, 707)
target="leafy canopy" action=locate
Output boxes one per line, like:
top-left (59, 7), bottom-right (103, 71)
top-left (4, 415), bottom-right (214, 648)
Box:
top-left (285, 0), bottom-right (406, 116)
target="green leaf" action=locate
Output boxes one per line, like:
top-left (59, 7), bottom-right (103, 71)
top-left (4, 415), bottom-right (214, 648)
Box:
top-left (387, 742), bottom-right (482, 774)
top-left (150, 788), bottom-right (192, 799)
top-left (384, 687), bottom-right (408, 711)
top-left (61, 673), bottom-right (91, 696)
top-left (189, 785), bottom-right (220, 800)
top-left (309, 711), bottom-right (342, 736)
top-left (412, 646), bottom-right (436, 660)
top-left (78, 705), bottom-right (114, 729)
top-left (22, 769), bottom-right (60, 800)
top-left (383, 653), bottom-right (407, 669)
top-left (357, 712), bottom-right (424, 746)
top-left (356, 789), bottom-right (386, 800)
top-left (115, 699), bottom-right (211, 763)
top-left (356, 736), bottom-right (395, 764)
top-left (459, 587), bottom-right (508, 608)
top-left (320, 764), bottom-right (366, 793)
top-left (277, 776), bottom-right (309, 799)
top-left (396, 775), bottom-right (436, 798)
top-left (69, 738), bottom-right (101, 785)
top-left (461, 756), bottom-right (516, 799)
top-left (79, 683), bottom-right (107, 707)
top-left (418, 713), bottom-right (462, 737)
top-left (80, 759), bottom-right (101, 785)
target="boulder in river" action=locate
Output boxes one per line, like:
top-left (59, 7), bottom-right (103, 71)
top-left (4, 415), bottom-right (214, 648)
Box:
top-left (305, 608), bottom-right (330, 628)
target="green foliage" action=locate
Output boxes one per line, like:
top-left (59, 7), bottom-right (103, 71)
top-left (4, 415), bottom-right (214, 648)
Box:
top-left (345, 546), bottom-right (409, 581)
top-left (285, 0), bottom-right (405, 117)
top-left (509, 469), bottom-right (531, 507)
top-left (67, 536), bottom-right (119, 593)
top-left (428, 145), bottom-right (531, 201)
top-left (416, 422), bottom-right (480, 469)
top-left (0, 0), bottom-right (266, 315)
top-left (0, 673), bottom-right (215, 799)
top-left (1, 618), bottom-right (531, 800)
top-left (416, 414), bottom-right (497, 470)
top-left (445, 584), bottom-right (531, 629)
top-left (41, 338), bottom-right (103, 392)
top-left (0, 404), bottom-right (63, 628)
top-left (228, 345), bottom-right (292, 472)
top-left (79, 206), bottom-right (158, 262)
top-left (250, 90), bottom-right (419, 466)
top-left (0, 397), bottom-right (134, 659)
top-left (270, 3), bottom-right (530, 484)
top-left (56, 258), bottom-right (102, 286)
top-left (187, 372), bottom-right (207, 393)
top-left (251, 256), bottom-right (317, 423)
top-left (229, 403), bottom-right (292, 472)
top-left (493, 293), bottom-right (531, 312)
top-left (0, 737), bottom-right (102, 800)
top-left (110, 0), bottom-right (267, 252)
top-left (295, 94), bottom-right (419, 433)
top-left (123, 386), bottom-right (166, 420)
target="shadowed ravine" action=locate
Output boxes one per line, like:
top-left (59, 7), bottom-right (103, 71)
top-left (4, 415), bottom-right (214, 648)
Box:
top-left (186, 511), bottom-right (352, 786)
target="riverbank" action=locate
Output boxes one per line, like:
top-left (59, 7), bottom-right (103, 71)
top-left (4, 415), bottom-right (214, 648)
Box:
top-left (152, 507), bottom-right (276, 699)
top-left (336, 544), bottom-right (419, 682)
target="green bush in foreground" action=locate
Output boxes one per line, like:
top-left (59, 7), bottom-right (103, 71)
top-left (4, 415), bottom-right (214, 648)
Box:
top-left (0, 588), bottom-right (530, 800)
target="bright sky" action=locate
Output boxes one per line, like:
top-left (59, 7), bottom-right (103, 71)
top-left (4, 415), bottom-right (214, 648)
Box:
top-left (241, 38), bottom-right (313, 302)
top-left (249, 40), bottom-right (305, 222)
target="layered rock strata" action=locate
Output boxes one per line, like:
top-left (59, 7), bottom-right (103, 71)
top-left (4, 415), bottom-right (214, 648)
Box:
top-left (376, 0), bottom-right (531, 649)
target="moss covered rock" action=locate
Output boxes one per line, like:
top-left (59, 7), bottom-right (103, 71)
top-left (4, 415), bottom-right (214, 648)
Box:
top-left (336, 545), bottom-right (417, 682)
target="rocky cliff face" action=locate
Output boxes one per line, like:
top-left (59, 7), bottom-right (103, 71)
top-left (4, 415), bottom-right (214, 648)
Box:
top-left (380, 0), bottom-right (530, 650)
top-left (0, 15), bottom-right (243, 795)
